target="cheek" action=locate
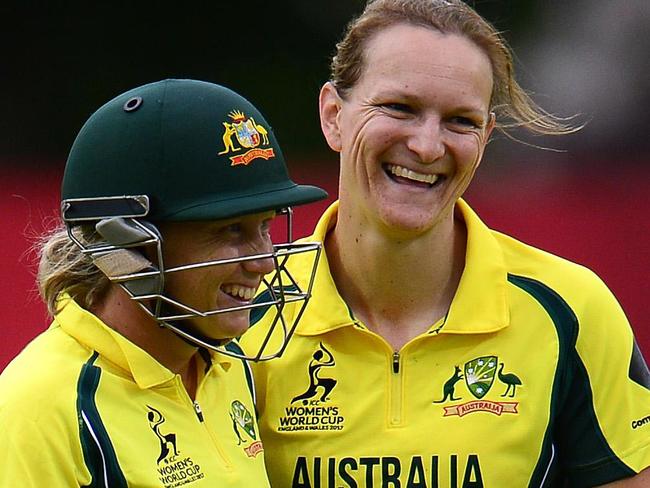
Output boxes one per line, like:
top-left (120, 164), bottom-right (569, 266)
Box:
top-left (162, 244), bottom-right (203, 269)
top-left (341, 110), bottom-right (390, 153)
top-left (367, 117), bottom-right (403, 145)
top-left (165, 266), bottom-right (228, 306)
top-left (451, 132), bottom-right (485, 168)
top-left (469, 131), bottom-right (489, 166)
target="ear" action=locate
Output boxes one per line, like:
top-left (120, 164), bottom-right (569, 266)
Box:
top-left (319, 82), bottom-right (343, 152)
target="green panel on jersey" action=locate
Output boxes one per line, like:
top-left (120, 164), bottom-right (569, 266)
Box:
top-left (77, 352), bottom-right (128, 488)
top-left (629, 340), bottom-right (650, 390)
top-left (225, 341), bottom-right (256, 407)
top-left (249, 285), bottom-right (299, 325)
top-left (508, 274), bottom-right (635, 487)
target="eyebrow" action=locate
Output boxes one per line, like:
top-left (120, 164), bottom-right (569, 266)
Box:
top-left (373, 85), bottom-right (488, 107)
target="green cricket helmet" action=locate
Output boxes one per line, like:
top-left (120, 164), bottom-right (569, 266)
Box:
top-left (61, 79), bottom-right (326, 360)
top-left (62, 78), bottom-right (325, 220)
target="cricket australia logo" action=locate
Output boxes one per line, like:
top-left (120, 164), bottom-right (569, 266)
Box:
top-left (465, 356), bottom-right (497, 399)
top-left (433, 356), bottom-right (523, 418)
top-left (277, 343), bottom-right (345, 432)
top-left (218, 109), bottom-right (275, 166)
top-left (146, 406), bottom-right (205, 486)
top-left (230, 400), bottom-right (264, 458)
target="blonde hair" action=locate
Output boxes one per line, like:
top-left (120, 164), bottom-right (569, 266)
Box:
top-left (36, 224), bottom-right (110, 316)
top-left (331, 0), bottom-right (578, 136)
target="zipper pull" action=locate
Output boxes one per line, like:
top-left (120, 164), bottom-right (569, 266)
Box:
top-left (193, 401), bottom-right (204, 422)
top-left (392, 351), bottom-right (400, 374)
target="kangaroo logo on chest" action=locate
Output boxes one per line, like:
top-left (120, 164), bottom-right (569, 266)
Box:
top-left (433, 365), bottom-right (464, 403)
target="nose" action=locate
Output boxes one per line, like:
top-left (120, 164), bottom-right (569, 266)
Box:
top-left (241, 236), bottom-right (275, 275)
top-left (407, 117), bottom-right (445, 163)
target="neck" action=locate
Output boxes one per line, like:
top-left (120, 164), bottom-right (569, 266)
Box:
top-left (327, 203), bottom-right (466, 349)
top-left (91, 285), bottom-right (199, 396)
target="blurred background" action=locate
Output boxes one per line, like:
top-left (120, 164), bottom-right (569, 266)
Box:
top-left (2, 0), bottom-right (648, 370)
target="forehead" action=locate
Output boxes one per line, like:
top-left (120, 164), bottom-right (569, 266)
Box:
top-left (358, 23), bottom-right (493, 106)
top-left (160, 210), bottom-right (276, 236)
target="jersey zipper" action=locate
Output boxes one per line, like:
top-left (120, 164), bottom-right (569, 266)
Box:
top-left (390, 351), bottom-right (402, 426)
top-left (354, 326), bottom-right (405, 427)
top-left (193, 400), bottom-right (204, 422)
top-left (392, 351), bottom-right (400, 373)
top-left (177, 376), bottom-right (233, 470)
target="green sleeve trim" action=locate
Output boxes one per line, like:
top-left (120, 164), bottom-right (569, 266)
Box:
top-left (508, 274), bottom-right (634, 487)
top-left (76, 351), bottom-right (128, 488)
top-left (629, 339), bottom-right (650, 390)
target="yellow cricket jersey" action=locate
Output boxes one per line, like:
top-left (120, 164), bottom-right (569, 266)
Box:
top-left (242, 200), bottom-right (650, 488)
top-left (0, 296), bottom-right (270, 487)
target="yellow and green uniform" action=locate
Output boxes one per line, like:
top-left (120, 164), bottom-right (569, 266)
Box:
top-left (0, 296), bottom-right (270, 487)
top-left (242, 200), bottom-right (650, 488)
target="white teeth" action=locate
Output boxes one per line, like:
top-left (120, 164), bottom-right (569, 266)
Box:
top-left (387, 164), bottom-right (438, 185)
top-left (222, 284), bottom-right (256, 300)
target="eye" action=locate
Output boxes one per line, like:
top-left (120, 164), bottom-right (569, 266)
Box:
top-left (380, 102), bottom-right (412, 114)
top-left (225, 223), bottom-right (243, 234)
top-left (449, 116), bottom-right (481, 128)
top-left (260, 219), bottom-right (273, 236)
top-left (209, 222), bottom-right (243, 243)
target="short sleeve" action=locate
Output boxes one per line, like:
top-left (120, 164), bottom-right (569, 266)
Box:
top-left (558, 276), bottom-right (650, 486)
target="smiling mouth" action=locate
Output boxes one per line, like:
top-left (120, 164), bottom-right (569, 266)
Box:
top-left (384, 164), bottom-right (440, 187)
top-left (221, 284), bottom-right (257, 301)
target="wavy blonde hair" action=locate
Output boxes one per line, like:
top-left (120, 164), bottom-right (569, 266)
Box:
top-left (331, 0), bottom-right (578, 136)
top-left (36, 224), bottom-right (110, 316)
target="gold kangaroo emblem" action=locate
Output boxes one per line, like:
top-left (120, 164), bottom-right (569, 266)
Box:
top-left (219, 122), bottom-right (238, 155)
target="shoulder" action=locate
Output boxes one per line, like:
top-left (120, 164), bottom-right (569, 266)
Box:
top-left (0, 326), bottom-right (93, 422)
top-left (494, 230), bottom-right (616, 308)
top-left (493, 231), bottom-right (636, 370)
top-left (461, 200), bottom-right (614, 313)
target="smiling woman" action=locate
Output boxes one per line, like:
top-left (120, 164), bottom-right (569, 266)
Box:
top-left (0, 79), bottom-right (327, 487)
top-left (321, 25), bottom-right (495, 235)
top-left (156, 213), bottom-right (277, 341)
top-left (240, 1), bottom-right (650, 487)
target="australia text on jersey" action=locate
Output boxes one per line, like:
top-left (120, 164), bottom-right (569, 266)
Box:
top-left (291, 454), bottom-right (484, 488)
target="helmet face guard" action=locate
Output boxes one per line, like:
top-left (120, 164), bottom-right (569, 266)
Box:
top-left (63, 196), bottom-right (321, 361)
top-left (59, 80), bottom-right (327, 361)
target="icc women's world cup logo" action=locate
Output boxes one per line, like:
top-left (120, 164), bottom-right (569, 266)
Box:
top-left (276, 343), bottom-right (345, 433)
top-left (291, 342), bottom-right (338, 405)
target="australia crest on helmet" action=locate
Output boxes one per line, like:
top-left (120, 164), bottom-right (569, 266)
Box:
top-left (218, 109), bottom-right (275, 166)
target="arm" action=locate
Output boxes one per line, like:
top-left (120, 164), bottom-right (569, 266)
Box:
top-left (0, 409), bottom-right (84, 487)
top-left (597, 467), bottom-right (650, 487)
top-left (553, 270), bottom-right (650, 485)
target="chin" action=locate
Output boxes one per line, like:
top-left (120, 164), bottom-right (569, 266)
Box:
top-left (219, 323), bottom-right (251, 340)
top-left (192, 312), bottom-right (251, 342)
top-left (379, 206), bottom-right (443, 235)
